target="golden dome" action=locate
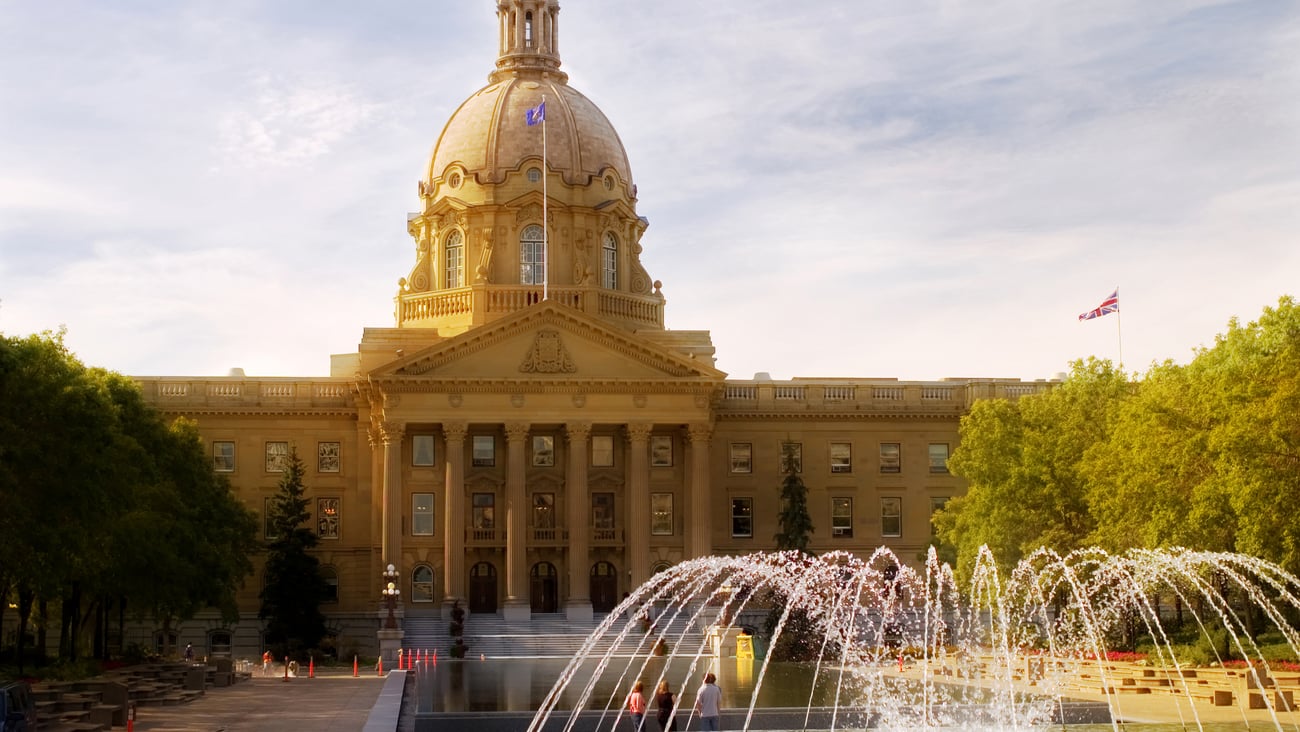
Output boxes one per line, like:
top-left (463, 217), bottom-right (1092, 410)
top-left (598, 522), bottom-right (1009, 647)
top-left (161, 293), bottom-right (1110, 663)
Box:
top-left (427, 78), bottom-right (633, 190)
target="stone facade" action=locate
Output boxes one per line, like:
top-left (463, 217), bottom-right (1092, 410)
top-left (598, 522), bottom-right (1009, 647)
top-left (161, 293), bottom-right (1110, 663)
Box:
top-left (123, 1), bottom-right (1052, 658)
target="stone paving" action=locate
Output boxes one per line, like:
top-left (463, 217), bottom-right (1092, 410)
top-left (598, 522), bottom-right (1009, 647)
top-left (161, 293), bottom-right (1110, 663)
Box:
top-left (130, 669), bottom-right (389, 732)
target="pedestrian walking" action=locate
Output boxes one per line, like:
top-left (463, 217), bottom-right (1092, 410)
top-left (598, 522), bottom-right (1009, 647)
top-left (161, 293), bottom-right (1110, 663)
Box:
top-left (694, 672), bottom-right (722, 731)
top-left (655, 679), bottom-right (678, 731)
top-left (626, 679), bottom-right (647, 730)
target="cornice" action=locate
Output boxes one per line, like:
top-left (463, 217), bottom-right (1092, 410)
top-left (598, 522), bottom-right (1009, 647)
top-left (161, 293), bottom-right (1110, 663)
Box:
top-left (369, 378), bottom-right (721, 394)
top-left (156, 408), bottom-right (360, 419)
top-left (713, 410), bottom-right (964, 422)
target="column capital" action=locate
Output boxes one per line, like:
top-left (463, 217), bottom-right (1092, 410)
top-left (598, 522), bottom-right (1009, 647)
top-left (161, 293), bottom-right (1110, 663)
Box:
top-left (564, 421), bottom-right (593, 443)
top-left (624, 422), bottom-right (654, 444)
top-left (443, 422), bottom-right (468, 443)
top-left (687, 422), bottom-right (714, 444)
top-left (505, 422), bottom-right (531, 443)
top-left (368, 424), bottom-right (382, 449)
top-left (380, 421), bottom-right (405, 445)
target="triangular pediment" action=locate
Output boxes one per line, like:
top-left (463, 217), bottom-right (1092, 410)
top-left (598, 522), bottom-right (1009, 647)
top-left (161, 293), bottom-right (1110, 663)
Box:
top-left (371, 301), bottom-right (723, 383)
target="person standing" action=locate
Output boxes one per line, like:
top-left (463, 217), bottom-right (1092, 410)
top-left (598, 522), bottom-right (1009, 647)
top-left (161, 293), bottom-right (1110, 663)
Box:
top-left (625, 680), bottom-right (647, 730)
top-left (694, 672), bottom-right (722, 731)
top-left (655, 679), bottom-right (678, 731)
top-left (184, 643), bottom-right (194, 662)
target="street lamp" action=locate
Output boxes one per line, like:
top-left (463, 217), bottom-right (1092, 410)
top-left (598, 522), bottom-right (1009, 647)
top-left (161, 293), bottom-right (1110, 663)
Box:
top-left (382, 563), bottom-right (400, 629)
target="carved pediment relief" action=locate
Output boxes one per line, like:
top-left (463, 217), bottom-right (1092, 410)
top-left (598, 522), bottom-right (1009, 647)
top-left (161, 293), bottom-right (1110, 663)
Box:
top-left (376, 302), bottom-right (724, 382)
top-left (519, 330), bottom-right (577, 374)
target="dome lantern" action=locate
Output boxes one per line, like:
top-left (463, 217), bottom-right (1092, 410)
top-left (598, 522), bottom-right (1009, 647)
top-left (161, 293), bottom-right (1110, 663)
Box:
top-left (492, 0), bottom-right (566, 84)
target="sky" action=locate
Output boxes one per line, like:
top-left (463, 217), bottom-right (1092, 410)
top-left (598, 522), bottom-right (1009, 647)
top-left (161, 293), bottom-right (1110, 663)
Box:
top-left (2, 0), bottom-right (1298, 383)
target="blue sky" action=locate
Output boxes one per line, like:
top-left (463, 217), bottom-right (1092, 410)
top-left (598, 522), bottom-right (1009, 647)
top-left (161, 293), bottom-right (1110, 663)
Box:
top-left (2, 1), bottom-right (1297, 381)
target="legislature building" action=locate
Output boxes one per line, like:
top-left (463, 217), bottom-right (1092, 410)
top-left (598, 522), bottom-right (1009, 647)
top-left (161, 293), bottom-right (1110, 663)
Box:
top-left (133, 1), bottom-right (1048, 657)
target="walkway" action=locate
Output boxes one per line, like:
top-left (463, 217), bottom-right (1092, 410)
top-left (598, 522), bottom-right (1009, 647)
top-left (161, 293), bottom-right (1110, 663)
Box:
top-left (130, 669), bottom-right (392, 732)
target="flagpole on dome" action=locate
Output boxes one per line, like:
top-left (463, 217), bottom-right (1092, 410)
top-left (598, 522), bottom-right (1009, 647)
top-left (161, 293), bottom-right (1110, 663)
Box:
top-left (525, 96), bottom-right (549, 301)
top-left (542, 94), bottom-right (548, 301)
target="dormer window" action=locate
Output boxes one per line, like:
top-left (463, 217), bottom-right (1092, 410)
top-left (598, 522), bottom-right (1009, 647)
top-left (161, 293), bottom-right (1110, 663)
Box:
top-left (601, 232), bottom-right (618, 289)
top-left (445, 230), bottom-right (464, 288)
top-left (520, 224), bottom-right (545, 285)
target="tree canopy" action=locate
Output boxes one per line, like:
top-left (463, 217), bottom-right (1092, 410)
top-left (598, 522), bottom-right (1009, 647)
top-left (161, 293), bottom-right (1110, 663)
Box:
top-left (0, 330), bottom-right (258, 668)
top-left (936, 296), bottom-right (1300, 579)
top-left (258, 448), bottom-right (331, 658)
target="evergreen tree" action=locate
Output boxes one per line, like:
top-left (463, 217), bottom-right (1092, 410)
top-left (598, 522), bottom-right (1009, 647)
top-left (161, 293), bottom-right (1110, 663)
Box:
top-left (774, 442), bottom-right (814, 553)
top-left (258, 448), bottom-right (330, 659)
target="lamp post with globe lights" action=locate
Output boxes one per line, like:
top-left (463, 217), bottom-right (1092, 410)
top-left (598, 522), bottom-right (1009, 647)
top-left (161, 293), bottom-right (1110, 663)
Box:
top-left (382, 564), bottom-right (400, 629)
top-left (377, 563), bottom-right (405, 667)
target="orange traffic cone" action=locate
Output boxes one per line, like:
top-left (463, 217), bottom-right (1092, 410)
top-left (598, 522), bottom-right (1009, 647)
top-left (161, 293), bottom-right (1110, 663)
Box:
top-left (283, 656), bottom-right (290, 682)
top-left (353, 655), bottom-right (359, 678)
top-left (377, 655), bottom-right (383, 677)
top-left (308, 656), bottom-right (315, 678)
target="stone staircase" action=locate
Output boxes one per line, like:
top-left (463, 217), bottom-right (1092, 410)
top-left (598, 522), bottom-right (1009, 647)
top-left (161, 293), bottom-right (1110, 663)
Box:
top-left (400, 610), bottom-right (709, 659)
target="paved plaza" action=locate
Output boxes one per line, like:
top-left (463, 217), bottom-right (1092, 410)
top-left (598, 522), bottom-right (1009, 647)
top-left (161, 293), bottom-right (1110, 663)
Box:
top-left (128, 669), bottom-right (404, 732)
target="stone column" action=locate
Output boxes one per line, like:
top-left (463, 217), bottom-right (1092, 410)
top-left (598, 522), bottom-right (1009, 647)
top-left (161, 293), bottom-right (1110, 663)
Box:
top-left (564, 421), bottom-right (593, 621)
top-left (688, 423), bottom-right (714, 559)
top-left (624, 423), bottom-right (653, 592)
top-left (504, 422), bottom-right (531, 621)
top-left (379, 421), bottom-right (405, 568)
top-left (443, 422), bottom-right (468, 613)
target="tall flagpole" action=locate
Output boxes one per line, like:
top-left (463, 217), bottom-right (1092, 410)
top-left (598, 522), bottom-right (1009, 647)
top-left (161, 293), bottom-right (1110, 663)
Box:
top-left (1115, 285), bottom-right (1124, 372)
top-left (541, 95), bottom-right (548, 302)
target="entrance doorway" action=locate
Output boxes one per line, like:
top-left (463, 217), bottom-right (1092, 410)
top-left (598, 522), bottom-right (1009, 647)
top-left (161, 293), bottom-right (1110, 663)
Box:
top-left (590, 561), bottom-right (618, 613)
top-left (530, 562), bottom-right (558, 613)
top-left (469, 562), bottom-right (498, 614)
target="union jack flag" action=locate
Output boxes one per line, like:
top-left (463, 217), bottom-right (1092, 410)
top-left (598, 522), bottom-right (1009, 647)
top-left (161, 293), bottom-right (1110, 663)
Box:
top-left (1079, 288), bottom-right (1119, 321)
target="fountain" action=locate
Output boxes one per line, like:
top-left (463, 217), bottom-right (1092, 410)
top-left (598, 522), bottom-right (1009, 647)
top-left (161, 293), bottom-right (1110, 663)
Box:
top-left (515, 546), bottom-right (1300, 731)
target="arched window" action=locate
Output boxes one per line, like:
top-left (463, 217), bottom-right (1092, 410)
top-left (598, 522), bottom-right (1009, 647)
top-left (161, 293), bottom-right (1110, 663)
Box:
top-left (412, 565), bottom-right (435, 603)
top-left (525, 11), bottom-right (534, 47)
top-left (321, 566), bottom-right (339, 603)
top-left (651, 561), bottom-right (673, 576)
top-left (601, 232), bottom-right (618, 289)
top-left (208, 630), bottom-right (232, 657)
top-left (520, 224), bottom-right (545, 285)
top-left (445, 230), bottom-right (464, 289)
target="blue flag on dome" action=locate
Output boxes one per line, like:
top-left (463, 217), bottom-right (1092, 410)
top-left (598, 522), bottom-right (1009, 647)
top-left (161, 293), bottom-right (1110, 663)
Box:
top-left (526, 101), bottom-right (546, 126)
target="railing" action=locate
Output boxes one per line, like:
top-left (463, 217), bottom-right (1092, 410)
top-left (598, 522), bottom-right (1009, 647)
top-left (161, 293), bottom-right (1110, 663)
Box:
top-left (591, 527), bottom-right (623, 545)
top-left (400, 289), bottom-right (472, 322)
top-left (398, 285), bottom-right (665, 328)
top-left (140, 378), bottom-right (353, 410)
top-left (469, 527), bottom-right (500, 545)
top-left (921, 386), bottom-right (953, 400)
top-left (873, 387), bottom-right (904, 401)
top-left (824, 385), bottom-right (855, 401)
top-left (1003, 384), bottom-right (1040, 397)
top-left (724, 385), bottom-right (756, 400)
top-left (774, 386), bottom-right (805, 400)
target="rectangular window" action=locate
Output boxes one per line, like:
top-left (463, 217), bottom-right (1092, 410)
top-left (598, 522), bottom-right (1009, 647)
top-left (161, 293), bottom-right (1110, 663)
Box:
top-left (729, 443), bottom-right (752, 474)
top-left (472, 493), bottom-right (495, 529)
top-left (930, 497), bottom-right (948, 536)
top-left (412, 493), bottom-right (436, 536)
top-left (318, 441), bottom-right (340, 473)
top-left (929, 443), bottom-right (950, 474)
top-left (317, 497), bottom-right (340, 539)
top-left (731, 498), bottom-right (754, 538)
top-left (472, 435), bottom-right (495, 467)
top-left (880, 443), bottom-right (901, 474)
top-left (651, 435), bottom-right (673, 467)
top-left (592, 493), bottom-right (615, 530)
top-left (533, 492), bottom-right (555, 529)
top-left (881, 497), bottom-right (902, 538)
top-left (446, 239), bottom-right (464, 288)
top-left (832, 497), bottom-right (853, 538)
top-left (520, 240), bottom-right (545, 285)
top-left (265, 441), bottom-right (289, 473)
top-left (412, 435), bottom-right (435, 466)
top-left (830, 442), bottom-right (852, 474)
top-left (780, 442), bottom-right (802, 473)
top-left (651, 492), bottom-right (673, 536)
top-left (532, 435), bottom-right (554, 467)
top-left (213, 441), bottom-right (235, 472)
top-left (591, 435), bottom-right (614, 467)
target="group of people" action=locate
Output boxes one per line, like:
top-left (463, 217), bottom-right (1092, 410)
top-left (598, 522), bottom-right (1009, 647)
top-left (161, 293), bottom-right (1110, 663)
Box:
top-left (626, 672), bottom-right (722, 731)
